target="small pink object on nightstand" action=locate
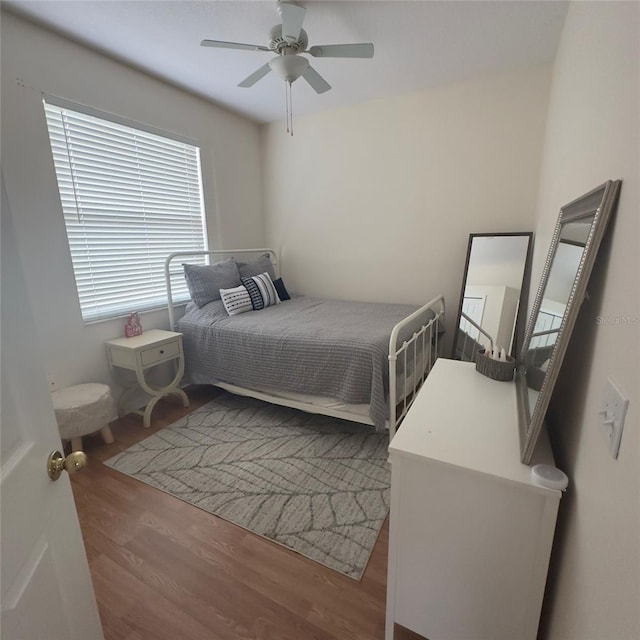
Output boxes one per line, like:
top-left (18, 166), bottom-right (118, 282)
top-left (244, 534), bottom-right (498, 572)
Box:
top-left (125, 312), bottom-right (142, 337)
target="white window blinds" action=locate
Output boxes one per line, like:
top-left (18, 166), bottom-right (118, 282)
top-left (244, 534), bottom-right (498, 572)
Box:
top-left (44, 100), bottom-right (207, 323)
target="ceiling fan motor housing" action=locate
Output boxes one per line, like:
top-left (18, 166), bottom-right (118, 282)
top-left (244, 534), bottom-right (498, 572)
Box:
top-left (269, 25), bottom-right (308, 53)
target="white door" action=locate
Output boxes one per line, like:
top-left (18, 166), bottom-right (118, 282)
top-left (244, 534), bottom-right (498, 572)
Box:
top-left (1, 177), bottom-right (104, 640)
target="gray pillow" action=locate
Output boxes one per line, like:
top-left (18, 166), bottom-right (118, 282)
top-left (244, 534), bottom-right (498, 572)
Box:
top-left (236, 253), bottom-right (276, 280)
top-left (183, 259), bottom-right (241, 308)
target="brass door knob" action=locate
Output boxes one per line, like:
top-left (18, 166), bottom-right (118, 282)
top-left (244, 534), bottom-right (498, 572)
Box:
top-left (47, 450), bottom-right (88, 481)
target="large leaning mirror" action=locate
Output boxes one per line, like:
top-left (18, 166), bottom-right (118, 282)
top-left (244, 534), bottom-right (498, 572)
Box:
top-left (452, 233), bottom-right (533, 362)
top-left (517, 180), bottom-right (622, 463)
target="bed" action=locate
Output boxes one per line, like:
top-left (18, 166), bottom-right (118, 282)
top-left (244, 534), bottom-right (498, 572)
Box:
top-left (165, 249), bottom-right (444, 439)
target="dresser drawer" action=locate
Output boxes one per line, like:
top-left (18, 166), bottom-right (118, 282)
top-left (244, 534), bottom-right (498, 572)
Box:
top-left (140, 339), bottom-right (180, 367)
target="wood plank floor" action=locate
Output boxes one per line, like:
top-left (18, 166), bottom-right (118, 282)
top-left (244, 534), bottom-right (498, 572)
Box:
top-left (71, 385), bottom-right (424, 640)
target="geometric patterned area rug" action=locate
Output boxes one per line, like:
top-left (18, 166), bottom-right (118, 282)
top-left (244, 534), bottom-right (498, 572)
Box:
top-left (104, 390), bottom-right (390, 579)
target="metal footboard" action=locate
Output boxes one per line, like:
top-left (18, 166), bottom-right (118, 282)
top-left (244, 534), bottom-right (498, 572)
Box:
top-left (388, 295), bottom-right (445, 440)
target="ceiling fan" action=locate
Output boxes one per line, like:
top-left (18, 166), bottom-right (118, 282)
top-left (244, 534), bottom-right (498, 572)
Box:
top-left (200, 0), bottom-right (375, 95)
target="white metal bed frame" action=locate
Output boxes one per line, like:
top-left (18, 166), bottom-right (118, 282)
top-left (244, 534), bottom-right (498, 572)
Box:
top-left (165, 248), bottom-right (445, 440)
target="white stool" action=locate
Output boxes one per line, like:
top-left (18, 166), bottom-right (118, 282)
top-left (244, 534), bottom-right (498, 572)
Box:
top-left (51, 383), bottom-right (116, 452)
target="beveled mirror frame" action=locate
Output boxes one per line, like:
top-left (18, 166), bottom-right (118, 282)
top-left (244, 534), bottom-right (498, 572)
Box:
top-left (517, 179), bottom-right (622, 463)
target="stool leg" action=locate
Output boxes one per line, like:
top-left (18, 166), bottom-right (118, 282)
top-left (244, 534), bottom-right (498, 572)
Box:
top-left (71, 437), bottom-right (83, 452)
top-left (100, 425), bottom-right (115, 444)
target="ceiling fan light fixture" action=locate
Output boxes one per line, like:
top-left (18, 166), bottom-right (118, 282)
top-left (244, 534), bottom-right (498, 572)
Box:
top-left (268, 54), bottom-right (309, 83)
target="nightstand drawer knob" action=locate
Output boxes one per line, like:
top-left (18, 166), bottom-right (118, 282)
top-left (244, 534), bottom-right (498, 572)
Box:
top-left (159, 349), bottom-right (164, 354)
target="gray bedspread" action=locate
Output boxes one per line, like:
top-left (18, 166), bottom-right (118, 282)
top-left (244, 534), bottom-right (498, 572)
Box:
top-left (177, 295), bottom-right (436, 430)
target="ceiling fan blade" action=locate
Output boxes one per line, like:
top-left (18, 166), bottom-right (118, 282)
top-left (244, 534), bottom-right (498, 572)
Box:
top-left (301, 65), bottom-right (331, 94)
top-left (201, 39), bottom-right (269, 52)
top-left (279, 2), bottom-right (306, 44)
top-left (307, 43), bottom-right (374, 58)
top-left (238, 63), bottom-right (272, 88)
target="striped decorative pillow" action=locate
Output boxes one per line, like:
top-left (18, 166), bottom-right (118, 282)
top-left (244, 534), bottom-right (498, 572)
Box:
top-left (219, 285), bottom-right (253, 316)
top-left (241, 272), bottom-right (281, 310)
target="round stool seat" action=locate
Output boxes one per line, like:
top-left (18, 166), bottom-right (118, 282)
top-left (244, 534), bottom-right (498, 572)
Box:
top-left (51, 383), bottom-right (115, 441)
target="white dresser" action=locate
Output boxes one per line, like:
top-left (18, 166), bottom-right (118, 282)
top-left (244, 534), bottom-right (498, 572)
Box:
top-left (386, 359), bottom-right (561, 640)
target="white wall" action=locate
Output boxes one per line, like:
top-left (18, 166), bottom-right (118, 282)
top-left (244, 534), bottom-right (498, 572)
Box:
top-left (261, 66), bottom-right (552, 350)
top-left (1, 12), bottom-right (264, 392)
top-left (531, 3), bottom-right (639, 639)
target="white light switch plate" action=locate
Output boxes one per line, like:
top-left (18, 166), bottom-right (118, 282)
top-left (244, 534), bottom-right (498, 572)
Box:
top-left (599, 377), bottom-right (628, 459)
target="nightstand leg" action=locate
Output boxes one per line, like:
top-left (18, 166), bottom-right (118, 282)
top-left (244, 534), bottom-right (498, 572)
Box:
top-left (141, 389), bottom-right (190, 427)
top-left (169, 388), bottom-right (190, 408)
top-left (142, 394), bottom-right (163, 428)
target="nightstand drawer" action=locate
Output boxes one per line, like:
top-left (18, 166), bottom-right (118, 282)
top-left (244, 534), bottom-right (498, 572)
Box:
top-left (140, 339), bottom-right (180, 367)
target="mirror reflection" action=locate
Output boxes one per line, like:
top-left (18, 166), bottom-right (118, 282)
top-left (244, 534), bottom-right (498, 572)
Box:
top-left (453, 233), bottom-right (532, 362)
top-left (524, 222), bottom-right (591, 411)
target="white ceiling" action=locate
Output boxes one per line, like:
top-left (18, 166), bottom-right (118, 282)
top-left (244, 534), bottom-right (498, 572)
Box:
top-left (4, 0), bottom-right (569, 123)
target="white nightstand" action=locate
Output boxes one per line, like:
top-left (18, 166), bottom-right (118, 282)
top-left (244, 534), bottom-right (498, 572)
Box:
top-left (105, 329), bottom-right (189, 428)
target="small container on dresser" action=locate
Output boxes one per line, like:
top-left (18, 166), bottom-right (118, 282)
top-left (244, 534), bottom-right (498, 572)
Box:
top-left (475, 348), bottom-right (516, 381)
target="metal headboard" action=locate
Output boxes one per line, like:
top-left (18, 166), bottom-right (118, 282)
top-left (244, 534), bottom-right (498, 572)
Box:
top-left (164, 248), bottom-right (279, 329)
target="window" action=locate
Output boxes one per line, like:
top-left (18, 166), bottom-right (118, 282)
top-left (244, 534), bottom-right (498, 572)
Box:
top-left (44, 99), bottom-right (207, 323)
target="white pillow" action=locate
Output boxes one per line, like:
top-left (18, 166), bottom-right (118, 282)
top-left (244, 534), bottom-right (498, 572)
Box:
top-left (219, 285), bottom-right (253, 316)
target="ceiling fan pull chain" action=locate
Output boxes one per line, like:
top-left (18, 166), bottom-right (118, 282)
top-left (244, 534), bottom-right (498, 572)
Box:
top-left (284, 81), bottom-right (294, 136)
top-left (285, 81), bottom-right (288, 134)
top-left (289, 81), bottom-right (294, 136)
top-left (285, 80), bottom-right (290, 135)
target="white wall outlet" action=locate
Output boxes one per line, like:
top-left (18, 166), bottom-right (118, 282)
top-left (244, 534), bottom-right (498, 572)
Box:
top-left (598, 377), bottom-right (628, 459)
